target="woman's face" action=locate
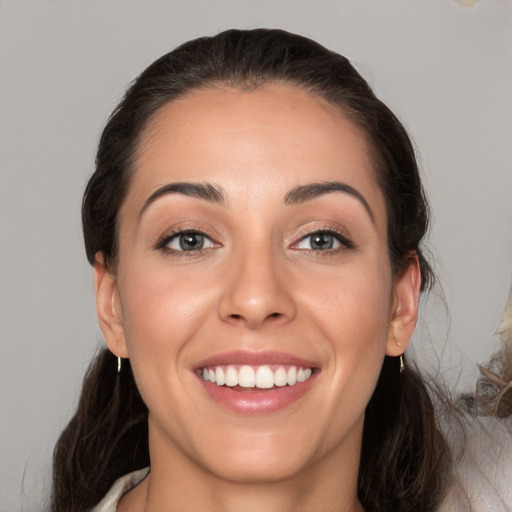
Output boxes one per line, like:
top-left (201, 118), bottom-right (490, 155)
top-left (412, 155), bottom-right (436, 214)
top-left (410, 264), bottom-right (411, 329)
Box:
top-left (96, 84), bottom-right (419, 484)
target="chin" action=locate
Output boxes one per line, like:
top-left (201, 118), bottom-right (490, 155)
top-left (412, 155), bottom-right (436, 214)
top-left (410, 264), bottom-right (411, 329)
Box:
top-left (194, 424), bottom-right (335, 485)
top-left (204, 449), bottom-right (311, 484)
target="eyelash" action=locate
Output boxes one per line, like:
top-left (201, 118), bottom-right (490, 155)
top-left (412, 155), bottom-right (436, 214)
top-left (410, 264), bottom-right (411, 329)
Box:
top-left (155, 228), bottom-right (218, 258)
top-left (155, 226), bottom-right (355, 258)
top-left (292, 227), bottom-right (355, 253)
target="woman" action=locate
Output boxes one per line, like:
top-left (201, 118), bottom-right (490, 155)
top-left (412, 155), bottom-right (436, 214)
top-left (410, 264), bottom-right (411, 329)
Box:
top-left (52, 29), bottom-right (452, 511)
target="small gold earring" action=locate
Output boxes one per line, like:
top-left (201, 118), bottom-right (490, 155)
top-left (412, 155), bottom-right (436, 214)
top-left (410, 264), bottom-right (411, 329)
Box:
top-left (399, 354), bottom-right (404, 374)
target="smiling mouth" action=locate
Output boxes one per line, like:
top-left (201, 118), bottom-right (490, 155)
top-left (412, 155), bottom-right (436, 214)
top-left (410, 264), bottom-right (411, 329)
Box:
top-left (198, 364), bottom-right (314, 389)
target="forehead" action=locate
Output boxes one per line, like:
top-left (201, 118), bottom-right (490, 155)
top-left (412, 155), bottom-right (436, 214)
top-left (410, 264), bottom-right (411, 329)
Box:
top-left (123, 84), bottom-right (386, 227)
top-left (138, 83), bottom-right (372, 169)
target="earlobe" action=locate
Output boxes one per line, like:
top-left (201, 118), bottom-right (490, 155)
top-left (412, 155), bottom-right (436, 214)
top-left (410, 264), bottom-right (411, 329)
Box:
top-left (94, 253), bottom-right (128, 358)
top-left (385, 253), bottom-right (422, 357)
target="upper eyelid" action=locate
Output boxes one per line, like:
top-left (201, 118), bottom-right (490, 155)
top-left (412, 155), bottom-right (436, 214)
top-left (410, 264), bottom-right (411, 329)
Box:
top-left (155, 227), bottom-right (218, 250)
top-left (153, 223), bottom-right (355, 250)
top-left (297, 226), bottom-right (346, 238)
top-left (291, 225), bottom-right (354, 246)
top-left (163, 223), bottom-right (219, 237)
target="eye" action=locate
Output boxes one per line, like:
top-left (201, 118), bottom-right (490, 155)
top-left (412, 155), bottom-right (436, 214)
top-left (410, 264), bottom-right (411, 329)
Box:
top-left (293, 230), bottom-right (354, 251)
top-left (158, 230), bottom-right (216, 253)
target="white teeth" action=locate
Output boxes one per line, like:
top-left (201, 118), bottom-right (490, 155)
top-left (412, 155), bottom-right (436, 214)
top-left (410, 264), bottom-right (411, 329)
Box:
top-left (255, 366), bottom-right (274, 389)
top-left (225, 366), bottom-right (238, 387)
top-left (215, 367), bottom-right (225, 386)
top-left (274, 366), bottom-right (288, 386)
top-left (238, 365), bottom-right (255, 387)
top-left (287, 367), bottom-right (297, 386)
top-left (201, 364), bottom-right (313, 388)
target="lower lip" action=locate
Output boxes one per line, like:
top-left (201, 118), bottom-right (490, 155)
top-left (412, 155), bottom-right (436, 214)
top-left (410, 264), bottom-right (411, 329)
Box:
top-left (197, 374), bottom-right (317, 415)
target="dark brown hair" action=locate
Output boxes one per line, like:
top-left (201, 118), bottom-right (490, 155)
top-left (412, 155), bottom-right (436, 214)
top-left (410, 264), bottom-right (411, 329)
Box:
top-left (52, 29), bottom-right (450, 511)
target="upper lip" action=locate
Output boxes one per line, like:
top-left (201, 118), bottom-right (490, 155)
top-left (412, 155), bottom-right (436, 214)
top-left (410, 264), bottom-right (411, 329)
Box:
top-left (194, 350), bottom-right (319, 370)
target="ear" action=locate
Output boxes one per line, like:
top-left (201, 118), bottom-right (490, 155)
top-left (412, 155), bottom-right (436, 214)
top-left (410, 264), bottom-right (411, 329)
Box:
top-left (94, 253), bottom-right (128, 358)
top-left (385, 252), bottom-right (422, 357)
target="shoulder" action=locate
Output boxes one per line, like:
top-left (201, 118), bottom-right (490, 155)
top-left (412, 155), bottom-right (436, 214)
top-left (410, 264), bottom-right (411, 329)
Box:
top-left (89, 468), bottom-right (149, 512)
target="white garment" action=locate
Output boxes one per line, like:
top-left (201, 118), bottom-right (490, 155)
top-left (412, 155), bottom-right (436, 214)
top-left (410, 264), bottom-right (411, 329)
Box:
top-left (89, 468), bottom-right (149, 512)
top-left (440, 414), bottom-right (512, 512)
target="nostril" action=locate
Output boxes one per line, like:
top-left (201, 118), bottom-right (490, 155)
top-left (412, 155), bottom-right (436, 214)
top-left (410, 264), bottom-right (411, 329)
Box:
top-left (227, 312), bottom-right (282, 323)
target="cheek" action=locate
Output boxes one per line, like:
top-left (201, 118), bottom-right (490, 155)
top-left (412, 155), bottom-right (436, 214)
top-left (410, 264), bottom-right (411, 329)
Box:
top-left (301, 263), bottom-right (392, 419)
top-left (120, 264), bottom-right (206, 340)
top-left (116, 264), bottom-right (216, 391)
top-left (303, 259), bottom-right (392, 346)
top-left (115, 266), bottom-right (218, 434)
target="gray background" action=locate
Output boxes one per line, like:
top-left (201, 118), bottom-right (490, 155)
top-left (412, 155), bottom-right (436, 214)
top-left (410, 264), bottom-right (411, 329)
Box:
top-left (1, 1), bottom-right (511, 510)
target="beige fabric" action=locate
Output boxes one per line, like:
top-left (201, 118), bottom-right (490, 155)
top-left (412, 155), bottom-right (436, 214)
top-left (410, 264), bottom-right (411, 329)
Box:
top-left (441, 414), bottom-right (512, 512)
top-left (89, 468), bottom-right (149, 512)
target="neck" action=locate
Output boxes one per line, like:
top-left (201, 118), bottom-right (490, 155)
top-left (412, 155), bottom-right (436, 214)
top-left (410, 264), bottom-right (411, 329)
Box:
top-left (119, 419), bottom-right (366, 512)
top-left (122, 468), bottom-right (364, 512)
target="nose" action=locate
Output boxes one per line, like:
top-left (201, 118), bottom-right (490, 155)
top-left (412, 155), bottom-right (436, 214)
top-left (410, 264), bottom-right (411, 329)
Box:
top-left (217, 245), bottom-right (297, 330)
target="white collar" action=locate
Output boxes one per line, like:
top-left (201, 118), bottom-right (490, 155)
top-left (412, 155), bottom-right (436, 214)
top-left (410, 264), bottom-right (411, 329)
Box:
top-left (90, 467), bottom-right (149, 512)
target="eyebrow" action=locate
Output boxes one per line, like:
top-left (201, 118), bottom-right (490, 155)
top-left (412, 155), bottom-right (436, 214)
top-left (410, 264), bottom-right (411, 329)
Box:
top-left (139, 182), bottom-right (226, 218)
top-left (139, 180), bottom-right (374, 223)
top-left (284, 181), bottom-right (374, 223)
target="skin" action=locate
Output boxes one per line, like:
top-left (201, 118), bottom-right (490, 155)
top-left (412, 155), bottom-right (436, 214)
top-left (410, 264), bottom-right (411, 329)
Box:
top-left (94, 84), bottom-right (421, 512)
